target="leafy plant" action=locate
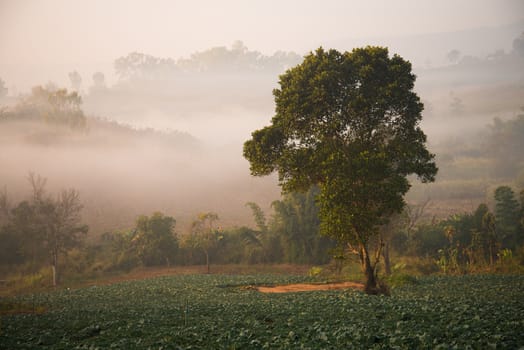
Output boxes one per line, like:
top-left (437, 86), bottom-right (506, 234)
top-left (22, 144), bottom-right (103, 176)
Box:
top-left (1, 274), bottom-right (522, 349)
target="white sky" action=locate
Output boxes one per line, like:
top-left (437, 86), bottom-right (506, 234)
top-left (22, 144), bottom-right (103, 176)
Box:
top-left (1, 0), bottom-right (523, 65)
top-left (0, 0), bottom-right (523, 93)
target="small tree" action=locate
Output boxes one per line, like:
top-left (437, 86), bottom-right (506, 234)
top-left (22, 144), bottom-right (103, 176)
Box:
top-left (380, 211), bottom-right (408, 275)
top-left (0, 186), bottom-right (10, 226)
top-left (242, 202), bottom-right (268, 263)
top-left (91, 72), bottom-right (107, 92)
top-left (494, 186), bottom-right (520, 249)
top-left (0, 78), bottom-right (8, 98)
top-left (244, 47), bottom-right (437, 294)
top-left (191, 212), bottom-right (220, 273)
top-left (132, 212), bottom-right (178, 267)
top-left (245, 202), bottom-right (268, 233)
top-left (468, 203), bottom-right (490, 266)
top-left (269, 188), bottom-right (331, 265)
top-left (10, 200), bottom-right (46, 270)
top-left (68, 71), bottom-right (82, 92)
top-left (513, 31), bottom-right (524, 56)
top-left (482, 211), bottom-right (498, 266)
top-left (28, 173), bottom-right (88, 286)
top-left (446, 49), bottom-right (461, 64)
top-left (19, 86), bottom-right (87, 130)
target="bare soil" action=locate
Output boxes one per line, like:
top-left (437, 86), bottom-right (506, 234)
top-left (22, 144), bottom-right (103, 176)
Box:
top-left (257, 281), bottom-right (364, 293)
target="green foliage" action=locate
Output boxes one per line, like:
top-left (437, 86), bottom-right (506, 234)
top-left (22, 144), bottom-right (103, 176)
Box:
top-left (403, 194), bottom-right (522, 274)
top-left (308, 266), bottom-right (323, 277)
top-left (244, 46), bottom-right (437, 292)
top-left (245, 202), bottom-right (268, 233)
top-left (188, 212), bottom-right (221, 273)
top-left (386, 273), bottom-right (419, 288)
top-left (0, 226), bottom-right (24, 265)
top-left (91, 230), bottom-right (140, 272)
top-left (132, 212), bottom-right (178, 267)
top-left (0, 174), bottom-right (88, 285)
top-left (269, 187), bottom-right (333, 264)
top-left (494, 186), bottom-right (521, 247)
top-left (88, 213), bottom-right (186, 273)
top-left (1, 274), bottom-right (522, 349)
top-left (1, 86), bottom-right (87, 130)
top-left (497, 248), bottom-right (513, 264)
top-left (407, 222), bottom-right (448, 258)
top-left (1, 267), bottom-right (54, 295)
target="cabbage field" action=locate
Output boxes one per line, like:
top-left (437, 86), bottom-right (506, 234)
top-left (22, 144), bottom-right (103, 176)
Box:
top-left (1, 274), bottom-right (523, 349)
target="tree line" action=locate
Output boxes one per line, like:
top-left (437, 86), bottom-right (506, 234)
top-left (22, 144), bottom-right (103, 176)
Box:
top-left (400, 186), bottom-right (524, 273)
top-left (86, 187), bottom-right (334, 273)
top-left (1, 173), bottom-right (522, 288)
top-left (0, 180), bottom-right (334, 284)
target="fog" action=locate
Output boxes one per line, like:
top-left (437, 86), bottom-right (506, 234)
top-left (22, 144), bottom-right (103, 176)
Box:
top-left (1, 1), bottom-right (523, 235)
top-left (0, 113), bottom-right (280, 235)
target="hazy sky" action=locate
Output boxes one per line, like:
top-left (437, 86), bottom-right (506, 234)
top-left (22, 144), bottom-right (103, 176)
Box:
top-left (1, 0), bottom-right (523, 65)
top-left (0, 0), bottom-right (523, 93)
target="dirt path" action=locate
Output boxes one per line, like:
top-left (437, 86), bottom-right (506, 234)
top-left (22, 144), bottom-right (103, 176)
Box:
top-left (257, 281), bottom-right (364, 293)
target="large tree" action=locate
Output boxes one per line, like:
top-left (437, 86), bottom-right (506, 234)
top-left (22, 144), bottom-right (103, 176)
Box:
top-left (243, 47), bottom-right (437, 293)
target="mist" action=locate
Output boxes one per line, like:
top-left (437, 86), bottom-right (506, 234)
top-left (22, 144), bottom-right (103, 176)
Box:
top-left (1, 1), bottom-right (524, 236)
top-left (0, 112), bottom-right (281, 236)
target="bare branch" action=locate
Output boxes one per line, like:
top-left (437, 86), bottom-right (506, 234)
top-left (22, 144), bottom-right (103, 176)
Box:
top-left (406, 198), bottom-right (431, 236)
top-left (27, 172), bottom-right (47, 203)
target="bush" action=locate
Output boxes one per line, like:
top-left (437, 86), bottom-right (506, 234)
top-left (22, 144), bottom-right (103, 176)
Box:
top-left (107, 252), bottom-right (140, 273)
top-left (386, 273), bottom-right (419, 288)
top-left (2, 267), bottom-right (53, 295)
top-left (308, 266), bottom-right (323, 277)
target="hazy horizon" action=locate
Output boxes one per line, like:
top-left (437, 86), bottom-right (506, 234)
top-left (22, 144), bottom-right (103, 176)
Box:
top-left (1, 0), bottom-right (523, 91)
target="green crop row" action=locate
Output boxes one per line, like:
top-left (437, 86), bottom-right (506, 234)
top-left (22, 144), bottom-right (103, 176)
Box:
top-left (1, 274), bottom-right (523, 349)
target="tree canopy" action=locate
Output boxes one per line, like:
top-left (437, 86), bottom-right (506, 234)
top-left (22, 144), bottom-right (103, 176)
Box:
top-left (132, 212), bottom-right (178, 267)
top-left (494, 186), bottom-right (522, 248)
top-left (243, 47), bottom-right (437, 293)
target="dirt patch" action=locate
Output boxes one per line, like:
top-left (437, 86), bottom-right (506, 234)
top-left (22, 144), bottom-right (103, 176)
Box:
top-left (257, 281), bottom-right (364, 293)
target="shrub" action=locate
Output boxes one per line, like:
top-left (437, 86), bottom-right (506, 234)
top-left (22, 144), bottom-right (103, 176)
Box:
top-left (386, 273), bottom-right (419, 288)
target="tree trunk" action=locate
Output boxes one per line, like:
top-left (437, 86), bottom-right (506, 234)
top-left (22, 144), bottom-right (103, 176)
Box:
top-left (489, 243), bottom-right (494, 267)
top-left (360, 244), bottom-right (378, 294)
top-left (52, 251), bottom-right (58, 287)
top-left (31, 245), bottom-right (37, 274)
top-left (382, 242), bottom-right (391, 276)
top-left (205, 250), bottom-right (210, 274)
